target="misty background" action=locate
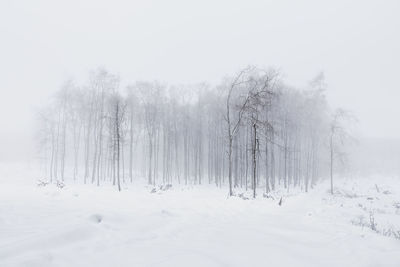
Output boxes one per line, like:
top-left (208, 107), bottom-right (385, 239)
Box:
top-left (0, 0), bottom-right (399, 176)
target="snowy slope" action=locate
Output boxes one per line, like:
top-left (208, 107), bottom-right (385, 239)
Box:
top-left (0, 164), bottom-right (399, 267)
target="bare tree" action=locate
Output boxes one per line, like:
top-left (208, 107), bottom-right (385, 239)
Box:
top-left (110, 92), bottom-right (127, 191)
top-left (224, 67), bottom-right (253, 196)
top-left (329, 108), bottom-right (354, 194)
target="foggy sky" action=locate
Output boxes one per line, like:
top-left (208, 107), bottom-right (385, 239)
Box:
top-left (0, 0), bottom-right (399, 161)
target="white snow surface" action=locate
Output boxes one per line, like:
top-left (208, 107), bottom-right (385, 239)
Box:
top-left (1, 164), bottom-right (400, 267)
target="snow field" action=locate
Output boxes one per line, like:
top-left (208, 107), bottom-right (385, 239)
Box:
top-left (0, 164), bottom-right (399, 267)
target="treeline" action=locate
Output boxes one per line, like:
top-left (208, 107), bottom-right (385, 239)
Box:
top-left (37, 66), bottom-right (339, 196)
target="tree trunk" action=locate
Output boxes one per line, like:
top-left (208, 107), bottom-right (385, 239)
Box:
top-left (330, 134), bottom-right (334, 194)
top-left (252, 121), bottom-right (257, 199)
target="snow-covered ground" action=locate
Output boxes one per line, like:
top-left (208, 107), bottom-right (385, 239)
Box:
top-left (1, 164), bottom-right (399, 267)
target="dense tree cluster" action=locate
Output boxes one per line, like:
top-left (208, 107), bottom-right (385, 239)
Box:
top-left (37, 67), bottom-right (343, 196)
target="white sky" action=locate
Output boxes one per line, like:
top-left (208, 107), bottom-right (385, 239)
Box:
top-left (0, 0), bottom-right (399, 161)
